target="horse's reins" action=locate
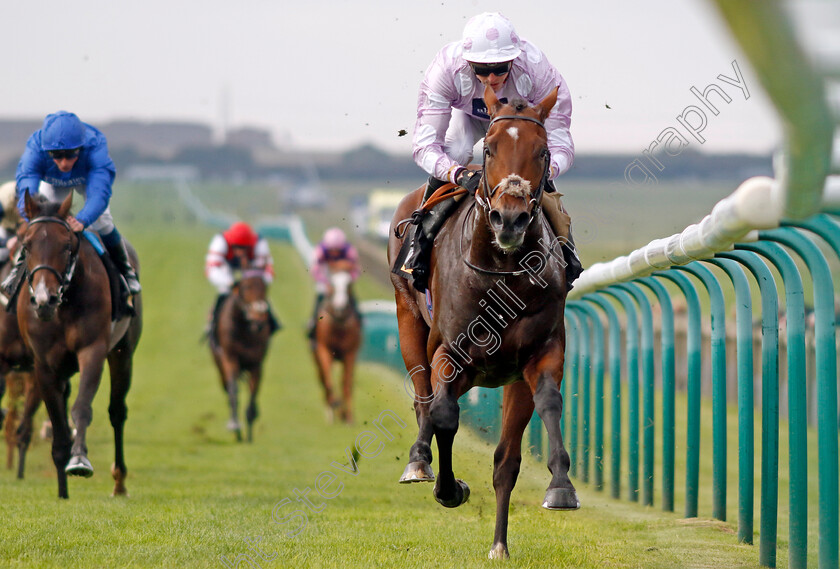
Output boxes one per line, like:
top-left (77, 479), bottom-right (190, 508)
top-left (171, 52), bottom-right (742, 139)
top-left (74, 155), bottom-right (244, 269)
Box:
top-left (25, 216), bottom-right (80, 303)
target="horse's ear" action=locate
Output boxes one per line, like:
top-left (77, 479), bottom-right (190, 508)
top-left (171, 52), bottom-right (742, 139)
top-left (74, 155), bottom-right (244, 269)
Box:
top-left (58, 192), bottom-right (73, 218)
top-left (23, 189), bottom-right (38, 220)
top-left (535, 87), bottom-right (559, 122)
top-left (484, 85), bottom-right (504, 117)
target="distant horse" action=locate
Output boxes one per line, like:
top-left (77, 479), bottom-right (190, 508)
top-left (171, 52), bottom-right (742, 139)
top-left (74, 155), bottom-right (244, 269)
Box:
top-left (210, 271), bottom-right (272, 442)
top-left (311, 260), bottom-right (361, 424)
top-left (388, 86), bottom-right (578, 558)
top-left (17, 192), bottom-right (142, 499)
top-left (0, 238), bottom-right (37, 479)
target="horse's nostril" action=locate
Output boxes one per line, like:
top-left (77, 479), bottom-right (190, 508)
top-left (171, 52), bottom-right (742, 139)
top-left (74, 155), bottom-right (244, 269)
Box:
top-left (48, 296), bottom-right (60, 306)
top-left (489, 210), bottom-right (504, 230)
top-left (29, 296), bottom-right (36, 306)
top-left (513, 212), bottom-right (530, 232)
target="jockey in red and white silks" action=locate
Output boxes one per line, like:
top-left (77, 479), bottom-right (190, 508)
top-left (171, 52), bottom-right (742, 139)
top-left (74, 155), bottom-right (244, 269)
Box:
top-left (205, 222), bottom-right (274, 294)
top-left (412, 12), bottom-right (575, 185)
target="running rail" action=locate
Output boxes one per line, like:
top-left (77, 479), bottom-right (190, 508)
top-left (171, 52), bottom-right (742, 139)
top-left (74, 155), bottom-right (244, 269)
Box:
top-left (561, 3), bottom-right (840, 568)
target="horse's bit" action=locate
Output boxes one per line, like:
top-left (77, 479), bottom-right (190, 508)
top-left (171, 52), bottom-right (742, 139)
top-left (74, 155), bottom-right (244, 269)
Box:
top-left (25, 216), bottom-right (80, 303)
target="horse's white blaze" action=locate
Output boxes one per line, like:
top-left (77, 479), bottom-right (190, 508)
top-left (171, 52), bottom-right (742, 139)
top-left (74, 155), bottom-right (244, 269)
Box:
top-left (330, 271), bottom-right (351, 310)
top-left (506, 126), bottom-right (519, 141)
top-left (33, 279), bottom-right (50, 306)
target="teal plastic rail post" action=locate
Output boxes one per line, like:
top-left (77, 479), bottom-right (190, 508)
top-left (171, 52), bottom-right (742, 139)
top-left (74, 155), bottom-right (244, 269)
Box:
top-left (717, 250), bottom-right (780, 568)
top-left (638, 277), bottom-right (676, 513)
top-left (654, 271), bottom-right (702, 519)
top-left (615, 282), bottom-right (656, 507)
top-left (602, 287), bottom-right (640, 502)
top-left (673, 263), bottom-right (728, 522)
top-left (707, 257), bottom-right (755, 544)
top-left (739, 240), bottom-right (807, 569)
top-left (569, 302), bottom-right (606, 490)
top-left (565, 310), bottom-right (580, 477)
top-left (763, 225), bottom-right (839, 569)
top-left (584, 294), bottom-right (623, 499)
top-left (568, 304), bottom-right (593, 483)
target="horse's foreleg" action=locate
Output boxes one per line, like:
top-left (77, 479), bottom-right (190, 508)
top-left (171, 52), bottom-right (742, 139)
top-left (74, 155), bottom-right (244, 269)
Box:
top-left (37, 367), bottom-right (72, 499)
top-left (220, 357), bottom-right (242, 441)
top-left (15, 372), bottom-right (40, 480)
top-left (429, 348), bottom-right (470, 508)
top-left (107, 349), bottom-right (133, 496)
top-left (245, 368), bottom-right (261, 443)
top-left (4, 373), bottom-right (22, 470)
top-left (313, 344), bottom-right (337, 423)
top-left (395, 301), bottom-right (434, 483)
top-left (489, 381), bottom-right (535, 559)
top-left (340, 351), bottom-right (356, 424)
top-left (67, 344), bottom-right (108, 477)
top-left (526, 350), bottom-right (579, 511)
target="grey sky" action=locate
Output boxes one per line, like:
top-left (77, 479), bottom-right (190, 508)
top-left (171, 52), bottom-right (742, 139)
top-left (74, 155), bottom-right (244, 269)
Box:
top-left (1, 0), bottom-right (779, 155)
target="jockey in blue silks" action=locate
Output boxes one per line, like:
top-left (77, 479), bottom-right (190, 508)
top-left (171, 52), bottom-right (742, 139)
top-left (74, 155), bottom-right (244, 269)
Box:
top-left (1, 110), bottom-right (140, 299)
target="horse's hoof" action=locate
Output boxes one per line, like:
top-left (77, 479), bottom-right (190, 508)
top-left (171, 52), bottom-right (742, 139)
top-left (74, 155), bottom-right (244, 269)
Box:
top-left (399, 461), bottom-right (435, 483)
top-left (65, 455), bottom-right (94, 478)
top-left (542, 487), bottom-right (580, 510)
top-left (434, 479), bottom-right (470, 508)
top-left (488, 542), bottom-right (509, 560)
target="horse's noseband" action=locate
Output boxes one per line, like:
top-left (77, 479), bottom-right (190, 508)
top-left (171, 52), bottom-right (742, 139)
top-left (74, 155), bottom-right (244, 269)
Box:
top-left (476, 114), bottom-right (550, 223)
top-left (25, 216), bottom-right (80, 304)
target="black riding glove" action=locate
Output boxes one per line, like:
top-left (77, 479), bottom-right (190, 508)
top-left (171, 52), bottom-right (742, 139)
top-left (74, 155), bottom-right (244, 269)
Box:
top-left (456, 169), bottom-right (482, 194)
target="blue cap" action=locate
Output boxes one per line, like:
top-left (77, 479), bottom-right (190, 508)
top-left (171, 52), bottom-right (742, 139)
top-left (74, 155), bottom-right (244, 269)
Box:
top-left (40, 111), bottom-right (86, 151)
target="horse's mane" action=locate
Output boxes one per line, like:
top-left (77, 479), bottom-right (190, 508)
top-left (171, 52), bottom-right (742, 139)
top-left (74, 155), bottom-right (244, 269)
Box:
top-left (508, 98), bottom-right (529, 113)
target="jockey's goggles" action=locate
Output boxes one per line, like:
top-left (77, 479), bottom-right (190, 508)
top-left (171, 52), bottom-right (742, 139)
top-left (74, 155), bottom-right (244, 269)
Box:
top-left (48, 148), bottom-right (81, 160)
top-left (470, 61), bottom-right (511, 77)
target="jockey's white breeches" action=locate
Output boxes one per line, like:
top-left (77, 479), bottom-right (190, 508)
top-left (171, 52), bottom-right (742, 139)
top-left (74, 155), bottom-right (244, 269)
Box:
top-left (37, 181), bottom-right (115, 234)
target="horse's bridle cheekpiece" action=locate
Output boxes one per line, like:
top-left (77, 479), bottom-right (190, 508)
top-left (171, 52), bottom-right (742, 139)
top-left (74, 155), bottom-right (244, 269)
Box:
top-left (25, 216), bottom-right (80, 304)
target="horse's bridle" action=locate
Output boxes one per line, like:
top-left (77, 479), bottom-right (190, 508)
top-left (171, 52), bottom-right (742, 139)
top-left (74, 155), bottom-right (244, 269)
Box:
top-left (475, 114), bottom-right (551, 223)
top-left (24, 216), bottom-right (80, 303)
top-left (461, 114), bottom-right (552, 277)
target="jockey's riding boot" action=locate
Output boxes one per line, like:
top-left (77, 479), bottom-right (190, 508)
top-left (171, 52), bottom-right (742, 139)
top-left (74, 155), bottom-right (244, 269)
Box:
top-left (307, 293), bottom-right (325, 339)
top-left (104, 238), bottom-right (141, 295)
top-left (209, 292), bottom-right (228, 338)
top-left (541, 187), bottom-right (584, 289)
top-left (267, 305), bottom-right (282, 335)
top-left (0, 251), bottom-right (26, 304)
top-left (399, 176), bottom-right (460, 292)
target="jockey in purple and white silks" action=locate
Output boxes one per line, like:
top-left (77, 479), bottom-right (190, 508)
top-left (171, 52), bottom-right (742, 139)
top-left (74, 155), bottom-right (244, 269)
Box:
top-left (395, 12), bottom-right (582, 292)
top-left (3, 111), bottom-right (141, 299)
top-left (307, 227), bottom-right (361, 338)
top-left (413, 15), bottom-right (574, 187)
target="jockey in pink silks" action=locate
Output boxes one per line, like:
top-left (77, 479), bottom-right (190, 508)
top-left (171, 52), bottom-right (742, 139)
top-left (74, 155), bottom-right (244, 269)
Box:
top-left (308, 227), bottom-right (361, 338)
top-left (393, 12), bottom-right (582, 292)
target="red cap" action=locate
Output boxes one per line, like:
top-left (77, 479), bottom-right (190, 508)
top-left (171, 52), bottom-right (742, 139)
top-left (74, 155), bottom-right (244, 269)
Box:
top-left (224, 222), bottom-right (258, 247)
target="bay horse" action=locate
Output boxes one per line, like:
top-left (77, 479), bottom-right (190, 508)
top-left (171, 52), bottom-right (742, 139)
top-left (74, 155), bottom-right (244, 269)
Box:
top-left (210, 271), bottom-right (272, 442)
top-left (0, 235), bottom-right (38, 479)
top-left (17, 191), bottom-right (142, 499)
top-left (311, 260), bottom-right (361, 424)
top-left (388, 86), bottom-right (578, 559)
